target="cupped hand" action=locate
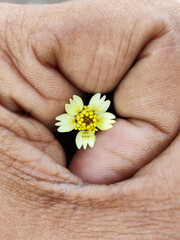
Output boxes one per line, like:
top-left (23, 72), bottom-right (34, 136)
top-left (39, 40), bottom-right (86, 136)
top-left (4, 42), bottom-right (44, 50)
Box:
top-left (0, 0), bottom-right (179, 239)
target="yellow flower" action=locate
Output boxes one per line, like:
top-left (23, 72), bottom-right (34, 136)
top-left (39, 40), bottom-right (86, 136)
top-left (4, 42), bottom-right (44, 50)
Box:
top-left (55, 93), bottom-right (116, 149)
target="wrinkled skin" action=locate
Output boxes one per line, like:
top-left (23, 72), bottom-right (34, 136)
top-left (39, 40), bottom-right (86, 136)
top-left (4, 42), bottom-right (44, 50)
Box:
top-left (0, 0), bottom-right (180, 239)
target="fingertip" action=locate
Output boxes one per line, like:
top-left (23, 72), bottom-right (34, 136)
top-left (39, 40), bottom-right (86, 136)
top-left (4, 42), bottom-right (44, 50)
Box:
top-left (69, 121), bottom-right (126, 184)
top-left (69, 118), bottom-right (172, 184)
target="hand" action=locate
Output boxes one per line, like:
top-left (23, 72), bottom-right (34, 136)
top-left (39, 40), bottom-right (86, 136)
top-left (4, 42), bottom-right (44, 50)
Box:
top-left (0, 0), bottom-right (179, 239)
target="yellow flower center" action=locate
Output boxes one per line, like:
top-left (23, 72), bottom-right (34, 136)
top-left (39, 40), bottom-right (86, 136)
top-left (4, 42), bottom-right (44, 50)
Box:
top-left (75, 105), bottom-right (98, 133)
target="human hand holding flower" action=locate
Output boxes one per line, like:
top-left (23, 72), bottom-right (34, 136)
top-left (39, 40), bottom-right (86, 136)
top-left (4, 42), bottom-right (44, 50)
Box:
top-left (0, 0), bottom-right (180, 239)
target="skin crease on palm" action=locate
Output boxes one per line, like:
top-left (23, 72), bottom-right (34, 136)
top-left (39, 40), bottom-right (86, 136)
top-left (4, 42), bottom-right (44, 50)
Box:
top-left (0, 0), bottom-right (179, 239)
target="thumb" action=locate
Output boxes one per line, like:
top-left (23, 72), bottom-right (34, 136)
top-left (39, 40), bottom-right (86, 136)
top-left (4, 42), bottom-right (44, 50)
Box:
top-left (69, 0), bottom-right (180, 183)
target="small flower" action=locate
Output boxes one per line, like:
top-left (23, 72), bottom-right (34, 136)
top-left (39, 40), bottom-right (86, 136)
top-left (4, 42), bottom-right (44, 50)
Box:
top-left (55, 93), bottom-right (116, 149)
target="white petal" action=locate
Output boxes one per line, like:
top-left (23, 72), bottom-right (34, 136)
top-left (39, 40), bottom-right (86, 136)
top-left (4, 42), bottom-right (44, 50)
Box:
top-left (75, 131), bottom-right (96, 149)
top-left (55, 114), bottom-right (76, 132)
top-left (88, 135), bottom-right (96, 148)
top-left (89, 93), bottom-right (101, 107)
top-left (97, 100), bottom-right (110, 112)
top-left (89, 93), bottom-right (110, 113)
top-left (57, 125), bottom-right (75, 132)
top-left (65, 95), bottom-right (84, 116)
top-left (56, 113), bottom-right (72, 121)
top-left (55, 122), bottom-right (61, 126)
top-left (97, 112), bottom-right (116, 130)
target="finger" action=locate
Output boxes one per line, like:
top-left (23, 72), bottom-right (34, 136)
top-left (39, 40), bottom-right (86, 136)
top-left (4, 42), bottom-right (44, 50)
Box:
top-left (0, 4), bottom-right (81, 130)
top-left (0, 117), bottom-right (81, 193)
top-left (69, 1), bottom-right (180, 183)
top-left (0, 103), bottom-right (82, 186)
top-left (0, 105), bottom-right (66, 166)
top-left (29, 0), bottom-right (165, 92)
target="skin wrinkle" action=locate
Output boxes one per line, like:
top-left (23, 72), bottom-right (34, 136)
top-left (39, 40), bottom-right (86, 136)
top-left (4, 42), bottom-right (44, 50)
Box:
top-left (19, 120), bottom-right (50, 143)
top-left (5, 47), bottom-right (49, 101)
top-left (1, 157), bottom-right (179, 239)
top-left (19, 9), bottom-right (27, 57)
top-left (123, 19), bottom-right (138, 67)
top-left (49, 30), bottom-right (66, 68)
top-left (4, 19), bottom-right (72, 104)
top-left (33, 29), bottom-right (64, 69)
top-left (118, 16), bottom-right (167, 84)
top-left (83, 39), bottom-right (100, 90)
top-left (99, 28), bottom-right (114, 91)
top-left (103, 60), bottom-right (111, 91)
top-left (10, 97), bottom-right (26, 113)
top-left (23, 194), bottom-right (178, 239)
top-left (126, 82), bottom-right (179, 134)
top-left (13, 177), bottom-right (169, 210)
top-left (93, 54), bottom-right (104, 92)
top-left (0, 125), bottom-right (77, 185)
top-left (45, 30), bottom-right (86, 92)
top-left (0, 148), bottom-right (73, 187)
top-left (0, 52), bottom-right (24, 113)
top-left (121, 124), bottom-right (165, 165)
top-left (128, 118), bottom-right (170, 136)
top-left (159, 163), bottom-right (178, 201)
top-left (17, 121), bottom-right (54, 145)
top-left (6, 18), bottom-right (24, 57)
top-left (107, 145), bottom-right (136, 172)
top-left (0, 107), bottom-right (54, 144)
top-left (2, 38), bottom-right (53, 108)
top-left (129, 119), bottom-right (176, 163)
top-left (113, 30), bottom-right (124, 75)
top-left (31, 44), bottom-right (55, 69)
top-left (136, 28), bottom-right (169, 62)
top-left (0, 152), bottom-right (41, 184)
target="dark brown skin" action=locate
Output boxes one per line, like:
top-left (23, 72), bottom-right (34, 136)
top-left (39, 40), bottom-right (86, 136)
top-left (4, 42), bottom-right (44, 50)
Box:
top-left (0, 0), bottom-right (179, 239)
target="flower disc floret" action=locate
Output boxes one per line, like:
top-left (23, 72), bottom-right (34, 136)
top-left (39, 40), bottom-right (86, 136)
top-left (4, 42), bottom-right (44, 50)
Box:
top-left (75, 105), bottom-right (98, 133)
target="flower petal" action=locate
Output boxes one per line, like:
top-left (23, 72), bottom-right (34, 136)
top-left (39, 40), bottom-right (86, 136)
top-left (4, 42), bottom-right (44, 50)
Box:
top-left (97, 112), bottom-right (116, 130)
top-left (97, 99), bottom-right (110, 112)
top-left (55, 114), bottom-right (76, 132)
top-left (89, 93), bottom-right (101, 107)
top-left (65, 95), bottom-right (84, 116)
top-left (75, 131), bottom-right (96, 149)
top-left (89, 93), bottom-right (110, 113)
